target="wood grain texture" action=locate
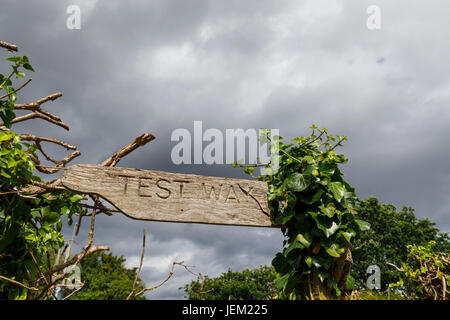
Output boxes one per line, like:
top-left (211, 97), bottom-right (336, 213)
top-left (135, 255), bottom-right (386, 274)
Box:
top-left (62, 164), bottom-right (274, 227)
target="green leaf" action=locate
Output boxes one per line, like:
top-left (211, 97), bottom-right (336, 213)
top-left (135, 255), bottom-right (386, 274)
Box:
top-left (244, 166), bottom-right (254, 175)
top-left (355, 219), bottom-right (371, 232)
top-left (320, 204), bottom-right (336, 218)
top-left (305, 256), bottom-right (312, 268)
top-left (319, 162), bottom-right (335, 177)
top-left (340, 231), bottom-right (353, 242)
top-left (312, 189), bottom-right (324, 202)
top-left (311, 256), bottom-right (333, 270)
top-left (272, 253), bottom-right (289, 274)
top-left (69, 194), bottom-right (84, 203)
top-left (328, 181), bottom-right (345, 202)
top-left (1, 168), bottom-right (11, 178)
top-left (285, 173), bottom-right (311, 192)
top-left (5, 56), bottom-right (21, 62)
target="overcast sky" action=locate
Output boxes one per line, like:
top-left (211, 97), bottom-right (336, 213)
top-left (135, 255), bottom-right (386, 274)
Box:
top-left (2, 0), bottom-right (450, 299)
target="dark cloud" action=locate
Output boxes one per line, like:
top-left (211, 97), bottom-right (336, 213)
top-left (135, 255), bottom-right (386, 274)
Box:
top-left (2, 0), bottom-right (449, 299)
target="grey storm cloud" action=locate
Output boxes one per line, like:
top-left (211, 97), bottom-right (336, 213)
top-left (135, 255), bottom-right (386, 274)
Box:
top-left (1, 0), bottom-right (450, 298)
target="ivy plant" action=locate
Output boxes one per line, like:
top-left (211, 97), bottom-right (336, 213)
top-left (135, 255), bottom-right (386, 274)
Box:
top-left (234, 126), bottom-right (370, 299)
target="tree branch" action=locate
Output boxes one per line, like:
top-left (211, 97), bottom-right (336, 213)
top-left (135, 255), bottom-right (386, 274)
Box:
top-left (101, 133), bottom-right (155, 167)
top-left (126, 228), bottom-right (146, 300)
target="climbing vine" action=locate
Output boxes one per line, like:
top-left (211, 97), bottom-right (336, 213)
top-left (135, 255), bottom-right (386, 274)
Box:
top-left (234, 126), bottom-right (370, 299)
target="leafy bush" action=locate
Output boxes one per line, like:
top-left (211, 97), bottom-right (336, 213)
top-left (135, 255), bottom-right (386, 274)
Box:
top-left (389, 241), bottom-right (449, 300)
top-left (182, 266), bottom-right (277, 300)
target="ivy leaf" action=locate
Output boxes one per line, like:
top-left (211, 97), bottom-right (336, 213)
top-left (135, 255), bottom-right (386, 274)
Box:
top-left (272, 253), bottom-right (290, 274)
top-left (312, 189), bottom-right (324, 203)
top-left (320, 204), bottom-right (335, 218)
top-left (342, 191), bottom-right (358, 209)
top-left (325, 243), bottom-right (344, 258)
top-left (23, 63), bottom-right (35, 72)
top-left (311, 256), bottom-right (333, 270)
top-left (286, 172), bottom-right (311, 192)
top-left (355, 219), bottom-right (371, 232)
top-left (328, 181), bottom-right (345, 202)
top-left (308, 211), bottom-right (340, 238)
top-left (69, 194), bottom-right (84, 203)
top-left (318, 270), bottom-right (328, 283)
top-left (274, 273), bottom-right (291, 291)
top-left (284, 239), bottom-right (305, 256)
top-left (340, 231), bottom-right (354, 242)
top-left (296, 232), bottom-right (312, 248)
top-left (305, 256), bottom-right (312, 268)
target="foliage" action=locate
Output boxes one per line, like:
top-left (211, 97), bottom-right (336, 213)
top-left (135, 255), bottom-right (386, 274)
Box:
top-left (182, 266), bottom-right (277, 300)
top-left (351, 197), bottom-right (450, 291)
top-left (71, 251), bottom-right (146, 300)
top-left (350, 289), bottom-right (405, 300)
top-left (234, 126), bottom-right (369, 299)
top-left (388, 241), bottom-right (449, 300)
top-left (0, 52), bottom-right (84, 299)
top-left (0, 55), bottom-right (33, 127)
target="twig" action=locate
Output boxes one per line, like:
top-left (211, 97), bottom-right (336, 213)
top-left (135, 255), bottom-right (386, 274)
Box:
top-left (13, 93), bottom-right (62, 110)
top-left (386, 262), bottom-right (404, 272)
top-left (0, 78), bottom-right (32, 100)
top-left (29, 251), bottom-right (57, 299)
top-left (20, 134), bottom-right (77, 150)
top-left (126, 228), bottom-right (147, 300)
top-left (101, 133), bottom-right (155, 167)
top-left (0, 275), bottom-right (38, 291)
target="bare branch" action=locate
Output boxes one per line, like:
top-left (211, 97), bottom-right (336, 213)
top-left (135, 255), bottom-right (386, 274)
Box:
top-left (14, 93), bottom-right (62, 111)
top-left (126, 228), bottom-right (147, 300)
top-left (386, 262), bottom-right (404, 272)
top-left (36, 150), bottom-right (81, 174)
top-left (101, 133), bottom-right (155, 167)
top-left (79, 203), bottom-right (118, 216)
top-left (9, 111), bottom-right (69, 130)
top-left (0, 275), bottom-right (38, 291)
top-left (133, 261), bottom-right (197, 298)
top-left (20, 134), bottom-right (77, 150)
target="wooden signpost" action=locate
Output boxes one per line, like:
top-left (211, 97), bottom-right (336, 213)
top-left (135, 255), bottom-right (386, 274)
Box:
top-left (62, 164), bottom-right (273, 227)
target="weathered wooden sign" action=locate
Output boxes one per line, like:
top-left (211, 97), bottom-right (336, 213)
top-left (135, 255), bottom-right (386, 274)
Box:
top-left (61, 164), bottom-right (273, 227)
